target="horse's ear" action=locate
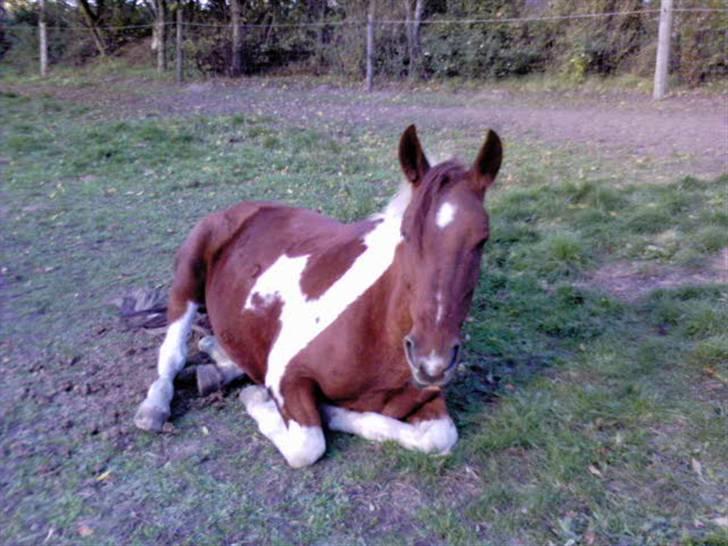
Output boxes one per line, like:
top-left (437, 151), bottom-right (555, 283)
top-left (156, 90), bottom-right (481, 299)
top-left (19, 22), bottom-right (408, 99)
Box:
top-left (471, 129), bottom-right (502, 192)
top-left (399, 125), bottom-right (430, 186)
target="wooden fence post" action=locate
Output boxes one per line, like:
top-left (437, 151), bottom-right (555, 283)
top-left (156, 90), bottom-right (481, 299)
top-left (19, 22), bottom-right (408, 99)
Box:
top-left (230, 0), bottom-right (242, 76)
top-left (366, 0), bottom-right (374, 92)
top-left (156, 0), bottom-right (166, 72)
top-left (39, 0), bottom-right (48, 77)
top-left (175, 3), bottom-right (183, 83)
top-left (653, 0), bottom-right (673, 100)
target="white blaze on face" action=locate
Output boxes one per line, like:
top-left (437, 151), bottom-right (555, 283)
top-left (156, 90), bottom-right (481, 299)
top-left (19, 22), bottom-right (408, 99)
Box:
top-left (244, 185), bottom-right (411, 406)
top-left (421, 350), bottom-right (446, 377)
top-left (436, 201), bottom-right (456, 229)
top-left (435, 290), bottom-right (444, 325)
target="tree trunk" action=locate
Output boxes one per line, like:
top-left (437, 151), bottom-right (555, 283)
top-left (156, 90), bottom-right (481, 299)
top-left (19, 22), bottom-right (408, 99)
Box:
top-left (230, 0), bottom-right (242, 76)
top-left (175, 2), bottom-right (183, 83)
top-left (78, 0), bottom-right (107, 57)
top-left (156, 0), bottom-right (166, 72)
top-left (366, 0), bottom-right (374, 92)
top-left (405, 0), bottom-right (424, 80)
top-left (412, 0), bottom-right (424, 76)
top-left (316, 0), bottom-right (326, 73)
top-left (404, 1), bottom-right (412, 78)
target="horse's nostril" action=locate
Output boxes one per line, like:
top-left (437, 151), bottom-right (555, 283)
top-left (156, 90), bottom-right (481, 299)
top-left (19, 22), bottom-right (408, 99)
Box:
top-left (404, 336), bottom-right (416, 363)
top-left (448, 343), bottom-right (461, 369)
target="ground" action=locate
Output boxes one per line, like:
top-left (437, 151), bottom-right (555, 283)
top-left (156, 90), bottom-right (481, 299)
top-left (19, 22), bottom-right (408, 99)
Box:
top-left (1, 66), bottom-right (727, 545)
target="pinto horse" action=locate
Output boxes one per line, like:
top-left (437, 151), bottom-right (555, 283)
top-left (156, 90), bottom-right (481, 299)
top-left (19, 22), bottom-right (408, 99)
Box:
top-left (134, 125), bottom-right (502, 467)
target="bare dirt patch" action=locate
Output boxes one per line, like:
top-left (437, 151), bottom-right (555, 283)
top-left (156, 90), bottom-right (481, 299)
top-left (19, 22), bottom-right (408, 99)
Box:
top-left (8, 76), bottom-right (728, 179)
top-left (581, 248), bottom-right (728, 301)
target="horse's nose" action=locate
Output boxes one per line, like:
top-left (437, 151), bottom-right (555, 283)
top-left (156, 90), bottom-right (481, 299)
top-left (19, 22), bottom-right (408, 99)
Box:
top-left (404, 336), bottom-right (460, 386)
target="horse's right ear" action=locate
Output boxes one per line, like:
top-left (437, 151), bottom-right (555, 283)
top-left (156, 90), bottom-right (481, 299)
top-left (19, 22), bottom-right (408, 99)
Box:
top-left (471, 129), bottom-right (503, 192)
top-left (399, 125), bottom-right (430, 186)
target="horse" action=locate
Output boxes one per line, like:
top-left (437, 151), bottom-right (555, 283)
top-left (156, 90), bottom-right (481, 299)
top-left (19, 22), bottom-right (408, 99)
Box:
top-left (134, 125), bottom-right (502, 467)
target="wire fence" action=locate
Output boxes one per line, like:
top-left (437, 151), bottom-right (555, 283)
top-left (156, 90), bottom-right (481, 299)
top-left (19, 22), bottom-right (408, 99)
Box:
top-left (2, 6), bottom-right (727, 88)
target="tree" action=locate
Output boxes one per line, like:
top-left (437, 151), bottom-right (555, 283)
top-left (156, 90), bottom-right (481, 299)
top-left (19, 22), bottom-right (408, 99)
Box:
top-left (404, 0), bottom-right (424, 80)
top-left (78, 0), bottom-right (107, 56)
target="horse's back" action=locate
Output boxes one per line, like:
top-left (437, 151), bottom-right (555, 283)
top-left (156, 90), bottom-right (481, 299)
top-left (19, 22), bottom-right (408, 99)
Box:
top-left (175, 200), bottom-right (353, 383)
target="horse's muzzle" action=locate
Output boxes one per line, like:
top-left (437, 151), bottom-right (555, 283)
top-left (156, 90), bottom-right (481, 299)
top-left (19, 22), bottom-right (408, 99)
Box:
top-left (404, 335), bottom-right (460, 388)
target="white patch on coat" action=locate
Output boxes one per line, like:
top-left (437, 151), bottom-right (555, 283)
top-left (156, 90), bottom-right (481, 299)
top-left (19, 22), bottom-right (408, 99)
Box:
top-left (435, 290), bottom-right (444, 325)
top-left (421, 350), bottom-right (446, 377)
top-left (435, 201), bottom-right (456, 229)
top-left (240, 385), bottom-right (325, 468)
top-left (138, 301), bottom-right (198, 416)
top-left (245, 185), bottom-right (412, 406)
top-left (322, 405), bottom-right (458, 455)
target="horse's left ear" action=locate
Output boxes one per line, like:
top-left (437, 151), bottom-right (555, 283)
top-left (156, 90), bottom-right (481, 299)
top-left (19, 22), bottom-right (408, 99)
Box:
top-left (471, 129), bottom-right (503, 192)
top-left (399, 125), bottom-right (430, 186)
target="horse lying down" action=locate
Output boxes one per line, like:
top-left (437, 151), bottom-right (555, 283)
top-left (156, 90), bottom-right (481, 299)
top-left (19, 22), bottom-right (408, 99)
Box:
top-left (134, 125), bottom-right (502, 467)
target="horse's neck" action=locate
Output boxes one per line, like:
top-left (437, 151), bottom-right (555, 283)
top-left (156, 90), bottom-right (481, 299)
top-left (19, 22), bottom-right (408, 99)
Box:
top-left (351, 186), bottom-right (413, 347)
top-left (374, 251), bottom-right (412, 348)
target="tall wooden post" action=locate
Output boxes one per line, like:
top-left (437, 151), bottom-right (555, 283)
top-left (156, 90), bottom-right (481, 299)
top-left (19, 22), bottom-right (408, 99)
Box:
top-left (39, 0), bottom-right (48, 77)
top-left (653, 0), bottom-right (673, 100)
top-left (156, 0), bottom-right (166, 72)
top-left (316, 0), bottom-right (326, 72)
top-left (230, 0), bottom-right (242, 76)
top-left (175, 3), bottom-right (183, 83)
top-left (366, 0), bottom-right (374, 92)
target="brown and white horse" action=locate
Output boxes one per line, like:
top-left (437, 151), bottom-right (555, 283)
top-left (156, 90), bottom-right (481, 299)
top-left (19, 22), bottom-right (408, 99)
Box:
top-left (134, 125), bottom-right (502, 467)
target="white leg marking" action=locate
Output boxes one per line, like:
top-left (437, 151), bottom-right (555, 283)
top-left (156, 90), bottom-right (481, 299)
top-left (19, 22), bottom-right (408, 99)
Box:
top-left (198, 336), bottom-right (245, 384)
top-left (435, 290), bottom-right (444, 325)
top-left (240, 385), bottom-right (325, 468)
top-left (436, 201), bottom-right (456, 229)
top-left (135, 301), bottom-right (198, 431)
top-left (322, 405), bottom-right (458, 455)
top-left (245, 185), bottom-right (412, 406)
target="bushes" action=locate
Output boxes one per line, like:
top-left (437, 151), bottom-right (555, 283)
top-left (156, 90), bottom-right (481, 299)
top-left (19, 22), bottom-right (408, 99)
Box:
top-left (2, 0), bottom-right (726, 85)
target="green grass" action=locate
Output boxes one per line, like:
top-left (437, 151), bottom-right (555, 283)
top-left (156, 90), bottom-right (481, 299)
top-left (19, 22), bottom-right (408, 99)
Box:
top-left (1, 86), bottom-right (726, 546)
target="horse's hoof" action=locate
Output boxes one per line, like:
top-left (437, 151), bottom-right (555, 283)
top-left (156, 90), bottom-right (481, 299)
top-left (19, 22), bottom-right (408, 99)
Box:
top-left (134, 403), bottom-right (169, 433)
top-left (196, 364), bottom-right (224, 396)
top-left (239, 385), bottom-right (269, 408)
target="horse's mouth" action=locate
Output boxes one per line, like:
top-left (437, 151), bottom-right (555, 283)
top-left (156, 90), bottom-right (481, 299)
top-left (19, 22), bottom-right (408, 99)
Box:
top-left (409, 366), bottom-right (455, 389)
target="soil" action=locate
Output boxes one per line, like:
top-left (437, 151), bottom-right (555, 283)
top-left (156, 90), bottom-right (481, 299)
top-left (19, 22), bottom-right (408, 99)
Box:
top-left (13, 76), bottom-right (728, 179)
top-left (2, 76), bottom-right (725, 442)
top-left (579, 248), bottom-right (728, 302)
top-left (1, 75), bottom-right (726, 544)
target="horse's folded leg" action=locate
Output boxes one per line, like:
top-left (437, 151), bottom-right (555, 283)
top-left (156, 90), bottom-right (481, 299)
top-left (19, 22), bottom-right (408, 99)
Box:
top-left (196, 364), bottom-right (224, 396)
top-left (175, 365), bottom-right (198, 386)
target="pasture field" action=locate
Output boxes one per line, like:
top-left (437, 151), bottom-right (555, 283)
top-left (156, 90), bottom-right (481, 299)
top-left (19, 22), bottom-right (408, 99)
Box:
top-left (1, 70), bottom-right (727, 545)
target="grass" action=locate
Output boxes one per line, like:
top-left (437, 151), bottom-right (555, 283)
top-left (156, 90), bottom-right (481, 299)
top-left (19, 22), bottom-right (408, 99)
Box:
top-left (1, 82), bottom-right (727, 546)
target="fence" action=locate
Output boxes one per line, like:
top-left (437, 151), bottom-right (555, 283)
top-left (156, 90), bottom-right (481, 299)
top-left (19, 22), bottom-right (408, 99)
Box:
top-left (2, 4), bottom-right (727, 99)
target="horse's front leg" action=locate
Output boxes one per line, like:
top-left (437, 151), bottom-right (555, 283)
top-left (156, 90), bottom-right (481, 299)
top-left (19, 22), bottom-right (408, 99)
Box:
top-left (321, 395), bottom-right (458, 455)
top-left (239, 379), bottom-right (326, 468)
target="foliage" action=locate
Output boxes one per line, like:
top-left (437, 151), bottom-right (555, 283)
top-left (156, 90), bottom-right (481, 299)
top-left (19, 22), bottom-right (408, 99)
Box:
top-left (1, 0), bottom-right (726, 85)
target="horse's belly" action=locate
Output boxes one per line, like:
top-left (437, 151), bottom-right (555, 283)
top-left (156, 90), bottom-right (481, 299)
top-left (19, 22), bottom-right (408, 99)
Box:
top-left (204, 263), bottom-right (276, 386)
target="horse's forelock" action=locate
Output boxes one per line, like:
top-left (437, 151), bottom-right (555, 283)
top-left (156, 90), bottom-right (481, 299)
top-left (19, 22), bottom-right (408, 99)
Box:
top-left (406, 160), bottom-right (468, 249)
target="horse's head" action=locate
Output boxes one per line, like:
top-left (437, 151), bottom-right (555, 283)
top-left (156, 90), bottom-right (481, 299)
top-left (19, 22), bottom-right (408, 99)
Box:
top-left (397, 125), bottom-right (502, 388)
